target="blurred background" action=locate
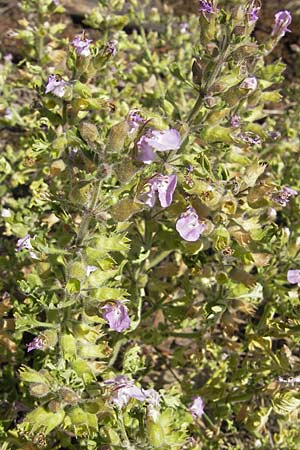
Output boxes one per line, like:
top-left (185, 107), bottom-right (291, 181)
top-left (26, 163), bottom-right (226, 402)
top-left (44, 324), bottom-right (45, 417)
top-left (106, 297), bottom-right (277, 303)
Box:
top-left (1, 0), bottom-right (300, 82)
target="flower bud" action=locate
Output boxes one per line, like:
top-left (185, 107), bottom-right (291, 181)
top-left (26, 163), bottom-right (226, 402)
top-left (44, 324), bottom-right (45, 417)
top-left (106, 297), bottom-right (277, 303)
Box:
top-left (192, 59), bottom-right (203, 85)
top-left (271, 10), bottom-right (292, 39)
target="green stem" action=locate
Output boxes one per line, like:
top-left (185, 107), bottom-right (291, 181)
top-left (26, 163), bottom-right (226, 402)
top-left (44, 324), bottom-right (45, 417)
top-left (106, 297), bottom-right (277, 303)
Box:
top-left (108, 338), bottom-right (127, 367)
top-left (117, 411), bottom-right (131, 449)
top-left (187, 41), bottom-right (230, 127)
top-left (187, 93), bottom-right (204, 125)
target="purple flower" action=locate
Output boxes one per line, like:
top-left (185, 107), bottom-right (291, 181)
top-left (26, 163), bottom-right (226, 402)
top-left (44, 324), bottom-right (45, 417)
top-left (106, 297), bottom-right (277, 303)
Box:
top-left (71, 34), bottom-right (92, 57)
top-left (137, 128), bottom-right (181, 164)
top-left (287, 270), bottom-right (300, 285)
top-left (240, 76), bottom-right (257, 91)
top-left (104, 375), bottom-right (146, 408)
top-left (137, 135), bottom-right (156, 164)
top-left (146, 129), bottom-right (181, 152)
top-left (246, 1), bottom-right (261, 24)
top-left (176, 207), bottom-right (206, 242)
top-left (230, 114), bottom-right (241, 128)
top-left (142, 174), bottom-right (177, 208)
top-left (272, 11), bottom-right (292, 39)
top-left (16, 234), bottom-right (33, 252)
top-left (273, 187), bottom-right (298, 207)
top-left (199, 0), bottom-right (218, 14)
top-left (105, 40), bottom-right (117, 57)
top-left (127, 110), bottom-right (146, 135)
top-left (102, 301), bottom-right (130, 332)
top-left (26, 336), bottom-right (45, 352)
top-left (189, 396), bottom-right (204, 419)
top-left (45, 75), bottom-right (66, 98)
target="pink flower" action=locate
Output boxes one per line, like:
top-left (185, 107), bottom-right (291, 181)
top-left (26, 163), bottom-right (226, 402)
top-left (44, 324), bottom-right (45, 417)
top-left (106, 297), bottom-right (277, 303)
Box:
top-left (287, 270), bottom-right (300, 284)
top-left (176, 207), bottom-right (206, 242)
top-left (104, 375), bottom-right (146, 408)
top-left (189, 396), bottom-right (204, 418)
top-left (240, 76), bottom-right (257, 91)
top-left (45, 75), bottom-right (66, 98)
top-left (102, 301), bottom-right (130, 332)
top-left (71, 34), bottom-right (92, 57)
top-left (142, 174), bottom-right (177, 208)
top-left (272, 11), bottom-right (292, 38)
